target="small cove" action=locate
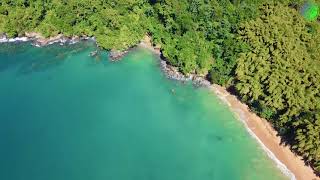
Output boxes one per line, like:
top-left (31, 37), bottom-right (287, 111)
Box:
top-left (0, 42), bottom-right (287, 180)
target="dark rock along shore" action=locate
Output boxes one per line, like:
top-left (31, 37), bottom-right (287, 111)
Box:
top-left (109, 49), bottom-right (129, 61)
top-left (0, 33), bottom-right (93, 47)
top-left (0, 33), bottom-right (211, 88)
top-left (158, 58), bottom-right (211, 88)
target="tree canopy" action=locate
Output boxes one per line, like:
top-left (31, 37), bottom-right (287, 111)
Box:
top-left (1, 0), bottom-right (320, 173)
top-left (235, 2), bottom-right (320, 170)
top-left (0, 0), bottom-right (148, 50)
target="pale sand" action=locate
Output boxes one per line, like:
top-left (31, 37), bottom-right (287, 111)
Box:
top-left (210, 84), bottom-right (319, 180)
top-left (139, 35), bottom-right (319, 180)
top-left (139, 35), bottom-right (161, 55)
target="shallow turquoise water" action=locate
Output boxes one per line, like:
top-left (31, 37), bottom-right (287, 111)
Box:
top-left (0, 42), bottom-right (287, 180)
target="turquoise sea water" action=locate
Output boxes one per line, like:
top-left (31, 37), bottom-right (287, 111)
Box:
top-left (0, 42), bottom-right (287, 180)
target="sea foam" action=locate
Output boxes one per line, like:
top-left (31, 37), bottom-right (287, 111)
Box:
top-left (211, 86), bottom-right (296, 180)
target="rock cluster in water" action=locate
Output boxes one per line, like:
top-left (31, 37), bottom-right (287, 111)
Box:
top-left (0, 33), bottom-right (212, 88)
top-left (159, 57), bottom-right (211, 88)
top-left (0, 33), bottom-right (131, 61)
top-left (109, 49), bottom-right (129, 61)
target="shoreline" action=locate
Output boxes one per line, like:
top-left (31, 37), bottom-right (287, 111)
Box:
top-left (0, 33), bottom-right (129, 61)
top-left (0, 32), bottom-right (94, 46)
top-left (139, 36), bottom-right (211, 87)
top-left (1, 33), bottom-right (318, 179)
top-left (211, 85), bottom-right (319, 180)
top-left (139, 35), bottom-right (319, 180)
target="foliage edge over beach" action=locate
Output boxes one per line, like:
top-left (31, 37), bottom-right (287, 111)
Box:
top-left (1, 0), bottom-right (320, 173)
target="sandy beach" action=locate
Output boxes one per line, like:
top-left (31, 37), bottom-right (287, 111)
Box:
top-left (139, 35), bottom-right (319, 180)
top-left (2, 31), bottom-right (318, 179)
top-left (211, 85), bottom-right (319, 180)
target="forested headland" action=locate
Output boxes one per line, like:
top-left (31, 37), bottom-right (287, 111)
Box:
top-left (1, 0), bottom-right (320, 173)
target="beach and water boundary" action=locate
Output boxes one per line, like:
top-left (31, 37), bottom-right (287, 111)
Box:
top-left (139, 35), bottom-right (319, 180)
top-left (1, 34), bottom-right (319, 180)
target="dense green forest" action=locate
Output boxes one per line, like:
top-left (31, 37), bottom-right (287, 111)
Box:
top-left (1, 0), bottom-right (320, 173)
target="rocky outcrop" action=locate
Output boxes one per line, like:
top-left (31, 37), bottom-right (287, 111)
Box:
top-left (90, 50), bottom-right (98, 57)
top-left (192, 76), bottom-right (211, 87)
top-left (30, 34), bottom-right (92, 47)
top-left (109, 49), bottom-right (129, 61)
top-left (0, 33), bottom-right (212, 88)
top-left (0, 33), bottom-right (7, 42)
top-left (159, 57), bottom-right (211, 88)
top-left (0, 32), bottom-right (94, 47)
top-left (0, 33), bottom-right (29, 43)
top-left (138, 35), bottom-right (212, 88)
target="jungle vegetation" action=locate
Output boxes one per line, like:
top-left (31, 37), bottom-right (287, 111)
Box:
top-left (0, 0), bottom-right (320, 172)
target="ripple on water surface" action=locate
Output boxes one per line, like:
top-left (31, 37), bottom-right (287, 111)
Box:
top-left (0, 42), bottom-right (288, 180)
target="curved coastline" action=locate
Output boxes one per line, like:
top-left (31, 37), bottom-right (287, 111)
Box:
top-left (0, 33), bottom-right (86, 45)
top-left (0, 33), bottom-right (128, 61)
top-left (139, 36), bottom-right (319, 180)
top-left (211, 85), bottom-right (298, 180)
top-left (1, 33), bottom-right (318, 180)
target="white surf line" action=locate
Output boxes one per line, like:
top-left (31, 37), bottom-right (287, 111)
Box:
top-left (211, 87), bottom-right (296, 180)
top-left (0, 37), bottom-right (29, 43)
top-left (233, 108), bottom-right (296, 180)
top-left (0, 36), bottom-right (96, 45)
